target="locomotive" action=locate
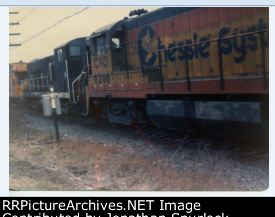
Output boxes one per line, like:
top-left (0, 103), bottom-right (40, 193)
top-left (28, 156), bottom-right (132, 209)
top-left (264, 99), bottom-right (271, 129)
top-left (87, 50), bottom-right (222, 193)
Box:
top-left (9, 61), bottom-right (28, 98)
top-left (20, 7), bottom-right (269, 139)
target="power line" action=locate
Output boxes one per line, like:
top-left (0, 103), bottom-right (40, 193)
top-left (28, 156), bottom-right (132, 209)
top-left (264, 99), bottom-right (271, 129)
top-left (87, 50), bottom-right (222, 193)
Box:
top-left (10, 7), bottom-right (89, 51)
top-left (19, 8), bottom-right (37, 23)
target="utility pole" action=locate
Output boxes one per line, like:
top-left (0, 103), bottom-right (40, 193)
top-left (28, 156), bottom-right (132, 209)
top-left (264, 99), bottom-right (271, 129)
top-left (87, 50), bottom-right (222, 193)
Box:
top-left (9, 11), bottom-right (21, 47)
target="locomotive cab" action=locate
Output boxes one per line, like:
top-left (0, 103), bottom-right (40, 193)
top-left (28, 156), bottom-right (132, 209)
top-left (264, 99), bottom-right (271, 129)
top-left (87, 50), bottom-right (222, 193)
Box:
top-left (88, 20), bottom-right (127, 78)
top-left (50, 37), bottom-right (88, 101)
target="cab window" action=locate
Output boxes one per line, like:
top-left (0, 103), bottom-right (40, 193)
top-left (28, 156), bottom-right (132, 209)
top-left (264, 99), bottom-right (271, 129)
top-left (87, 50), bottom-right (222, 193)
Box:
top-left (69, 46), bottom-right (81, 56)
top-left (57, 49), bottom-right (63, 62)
top-left (95, 37), bottom-right (107, 55)
top-left (112, 37), bottom-right (120, 49)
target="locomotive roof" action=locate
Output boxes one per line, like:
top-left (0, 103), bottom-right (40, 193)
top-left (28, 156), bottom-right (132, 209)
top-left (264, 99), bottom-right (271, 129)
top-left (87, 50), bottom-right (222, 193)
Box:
top-left (123, 7), bottom-right (198, 30)
top-left (88, 7), bottom-right (198, 38)
top-left (89, 19), bottom-right (126, 38)
top-left (29, 55), bottom-right (53, 64)
top-left (90, 22), bottom-right (116, 37)
top-left (55, 37), bottom-right (87, 50)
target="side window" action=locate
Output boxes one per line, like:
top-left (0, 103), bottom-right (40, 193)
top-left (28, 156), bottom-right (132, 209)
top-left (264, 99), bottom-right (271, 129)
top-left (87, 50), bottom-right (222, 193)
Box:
top-left (96, 37), bottom-right (107, 55)
top-left (90, 40), bottom-right (96, 56)
top-left (111, 37), bottom-right (120, 49)
top-left (57, 49), bottom-right (63, 62)
top-left (69, 46), bottom-right (81, 56)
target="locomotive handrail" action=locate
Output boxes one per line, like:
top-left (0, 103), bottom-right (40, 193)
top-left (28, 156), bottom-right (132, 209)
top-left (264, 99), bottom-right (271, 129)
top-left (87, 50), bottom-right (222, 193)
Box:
top-left (72, 65), bottom-right (89, 104)
top-left (25, 76), bottom-right (48, 81)
top-left (118, 29), bottom-right (268, 52)
top-left (148, 29), bottom-right (268, 53)
top-left (89, 30), bottom-right (268, 93)
top-left (137, 29), bottom-right (268, 91)
top-left (24, 76), bottom-right (50, 92)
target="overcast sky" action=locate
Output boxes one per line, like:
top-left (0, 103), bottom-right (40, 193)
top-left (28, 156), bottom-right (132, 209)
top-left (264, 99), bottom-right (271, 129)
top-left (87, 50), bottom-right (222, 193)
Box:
top-left (9, 7), bottom-right (158, 63)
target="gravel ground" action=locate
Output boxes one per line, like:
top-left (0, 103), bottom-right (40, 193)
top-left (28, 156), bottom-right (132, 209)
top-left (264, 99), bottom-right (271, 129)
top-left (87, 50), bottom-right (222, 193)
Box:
top-left (9, 100), bottom-right (268, 191)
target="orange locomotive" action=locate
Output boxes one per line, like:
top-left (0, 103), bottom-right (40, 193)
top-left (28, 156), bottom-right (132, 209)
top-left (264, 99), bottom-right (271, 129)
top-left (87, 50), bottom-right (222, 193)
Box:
top-left (74, 7), bottom-right (269, 137)
top-left (87, 8), bottom-right (268, 97)
top-left (9, 61), bottom-right (28, 98)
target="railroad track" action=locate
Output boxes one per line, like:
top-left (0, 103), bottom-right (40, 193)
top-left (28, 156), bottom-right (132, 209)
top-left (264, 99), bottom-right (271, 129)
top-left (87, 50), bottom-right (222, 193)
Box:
top-left (18, 99), bottom-right (268, 161)
top-left (63, 114), bottom-right (268, 160)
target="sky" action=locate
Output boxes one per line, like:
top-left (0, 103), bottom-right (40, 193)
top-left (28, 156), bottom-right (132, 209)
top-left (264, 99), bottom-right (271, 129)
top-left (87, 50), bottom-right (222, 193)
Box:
top-left (9, 7), bottom-right (159, 63)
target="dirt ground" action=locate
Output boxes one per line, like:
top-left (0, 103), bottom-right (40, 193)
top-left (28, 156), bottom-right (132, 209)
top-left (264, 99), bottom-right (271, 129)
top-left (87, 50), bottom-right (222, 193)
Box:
top-left (9, 100), bottom-right (269, 191)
